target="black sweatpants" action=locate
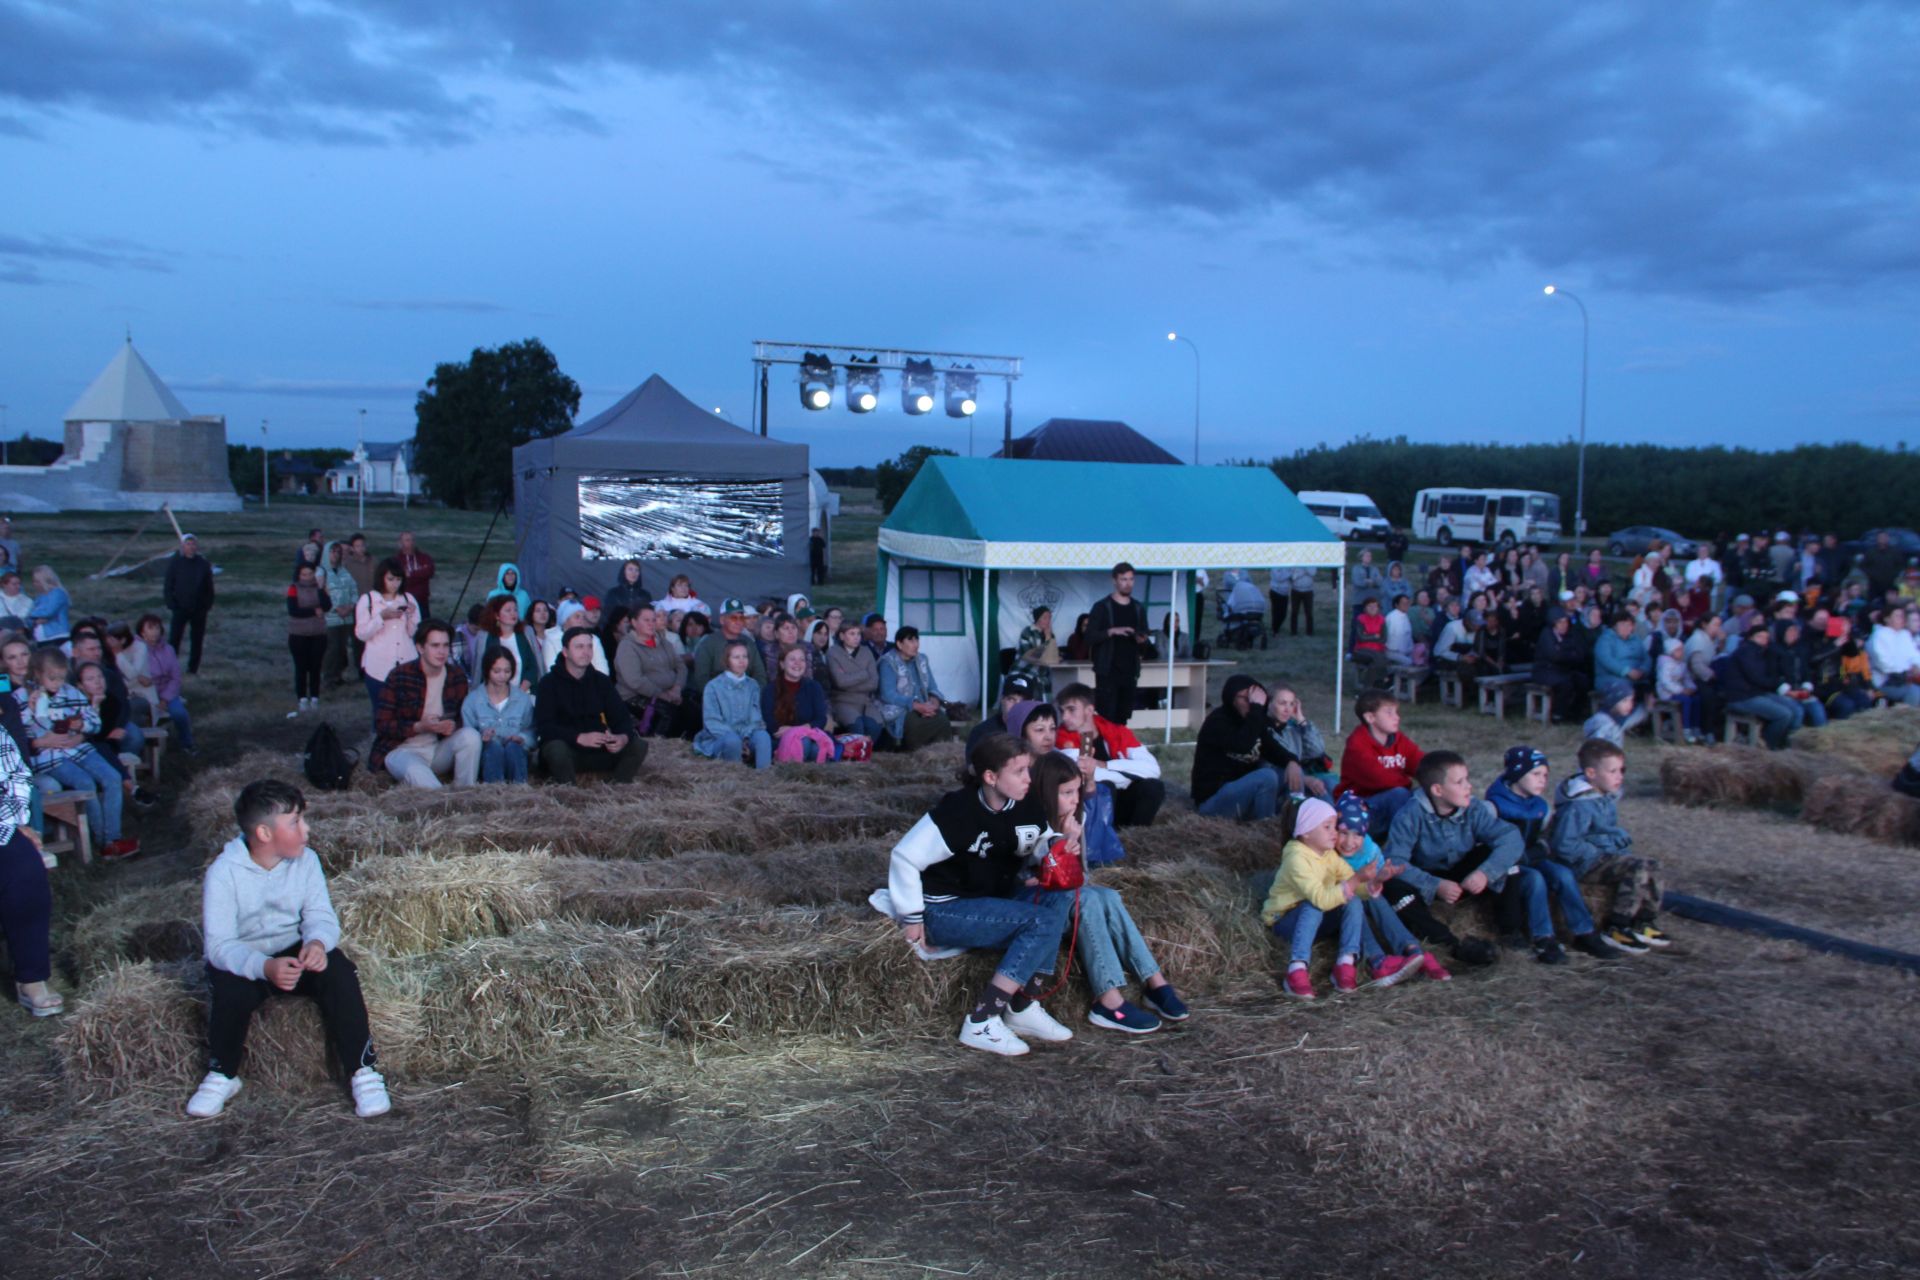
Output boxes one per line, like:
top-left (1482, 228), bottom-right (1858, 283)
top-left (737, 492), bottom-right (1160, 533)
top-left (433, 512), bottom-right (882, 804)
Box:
top-left (170, 607), bottom-right (209, 674)
top-left (1095, 671), bottom-right (1139, 726)
top-left (1110, 777), bottom-right (1166, 828)
top-left (539, 737), bottom-right (649, 784)
top-left (206, 945), bottom-right (375, 1079)
top-left (1290, 591), bottom-right (1314, 635)
top-left (288, 633), bottom-right (326, 699)
top-left (1268, 590), bottom-right (1289, 632)
top-left (1382, 846), bottom-right (1521, 949)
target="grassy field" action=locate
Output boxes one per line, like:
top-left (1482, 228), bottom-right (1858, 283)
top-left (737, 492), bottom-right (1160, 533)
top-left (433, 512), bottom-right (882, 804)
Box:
top-left (3, 494), bottom-right (1920, 1279)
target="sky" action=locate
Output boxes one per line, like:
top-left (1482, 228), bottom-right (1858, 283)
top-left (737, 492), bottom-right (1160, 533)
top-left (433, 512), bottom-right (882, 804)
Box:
top-left (2, 1), bottom-right (1918, 470)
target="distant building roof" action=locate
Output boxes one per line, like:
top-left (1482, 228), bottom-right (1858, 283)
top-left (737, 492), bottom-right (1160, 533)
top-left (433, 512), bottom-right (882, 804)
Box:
top-left (363, 441), bottom-right (411, 462)
top-left (64, 341), bottom-right (193, 423)
top-left (993, 418), bottom-right (1183, 466)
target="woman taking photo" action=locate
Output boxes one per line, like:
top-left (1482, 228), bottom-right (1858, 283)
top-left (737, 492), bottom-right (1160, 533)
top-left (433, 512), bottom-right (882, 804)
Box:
top-left (354, 557), bottom-right (419, 713)
top-left (878, 736), bottom-right (1074, 1056)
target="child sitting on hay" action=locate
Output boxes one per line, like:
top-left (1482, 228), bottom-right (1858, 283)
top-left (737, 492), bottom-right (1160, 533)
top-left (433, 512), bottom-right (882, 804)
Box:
top-left (1548, 739), bottom-right (1671, 955)
top-left (1486, 747), bottom-right (1622, 962)
top-left (186, 779), bottom-right (390, 1119)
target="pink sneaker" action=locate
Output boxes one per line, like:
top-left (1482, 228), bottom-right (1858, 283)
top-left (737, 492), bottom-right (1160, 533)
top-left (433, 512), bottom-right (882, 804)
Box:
top-left (1332, 961), bottom-right (1358, 993)
top-left (1367, 954), bottom-right (1420, 989)
top-left (1282, 968), bottom-right (1316, 1001)
top-left (1418, 952), bottom-right (1453, 982)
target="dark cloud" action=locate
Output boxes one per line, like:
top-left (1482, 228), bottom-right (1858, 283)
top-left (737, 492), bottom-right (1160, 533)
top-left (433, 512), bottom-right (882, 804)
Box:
top-left (0, 232), bottom-right (172, 284)
top-left (4, 2), bottom-right (1917, 295)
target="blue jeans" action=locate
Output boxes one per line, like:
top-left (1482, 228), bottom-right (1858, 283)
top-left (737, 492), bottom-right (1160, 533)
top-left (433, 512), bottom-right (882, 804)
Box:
top-left (1271, 897), bottom-right (1363, 964)
top-left (1533, 858), bottom-right (1596, 936)
top-left (922, 892), bottom-right (1073, 986)
top-left (1826, 689), bottom-right (1874, 720)
top-left (480, 738), bottom-right (529, 783)
top-left (843, 715), bottom-right (884, 740)
top-left (1502, 865), bottom-right (1555, 940)
top-left (695, 727), bottom-right (772, 769)
top-left (1197, 768), bottom-right (1278, 820)
top-left (1360, 894), bottom-right (1422, 961)
top-left (1796, 697), bottom-right (1828, 728)
top-left (1729, 693), bottom-right (1802, 749)
top-left (364, 674), bottom-right (385, 720)
top-left (164, 695), bottom-right (194, 751)
top-left (1034, 885), bottom-right (1159, 996)
top-left (1365, 786), bottom-right (1413, 838)
top-left (44, 749), bottom-right (123, 842)
top-left (1882, 682), bottom-right (1920, 708)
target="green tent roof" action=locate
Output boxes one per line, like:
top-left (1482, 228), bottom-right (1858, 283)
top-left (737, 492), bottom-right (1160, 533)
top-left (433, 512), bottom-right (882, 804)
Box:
top-left (879, 456), bottom-right (1341, 570)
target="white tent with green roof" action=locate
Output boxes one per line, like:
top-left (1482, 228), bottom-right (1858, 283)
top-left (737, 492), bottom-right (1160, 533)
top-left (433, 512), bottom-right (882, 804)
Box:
top-left (877, 456), bottom-right (1346, 730)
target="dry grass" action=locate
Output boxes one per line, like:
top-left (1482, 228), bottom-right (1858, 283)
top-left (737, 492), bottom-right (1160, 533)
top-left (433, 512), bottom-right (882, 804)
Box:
top-left (1794, 705), bottom-right (1920, 777)
top-left (1659, 744), bottom-right (1821, 809)
top-left (1801, 771), bottom-right (1920, 846)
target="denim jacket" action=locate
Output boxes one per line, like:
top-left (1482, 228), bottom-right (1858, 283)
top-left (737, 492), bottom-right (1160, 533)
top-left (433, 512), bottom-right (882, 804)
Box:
top-left (460, 685), bottom-right (534, 745)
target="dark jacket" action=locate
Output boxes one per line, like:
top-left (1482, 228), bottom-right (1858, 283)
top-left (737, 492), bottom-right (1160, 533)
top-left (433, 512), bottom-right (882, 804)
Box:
top-left (1190, 675), bottom-right (1267, 806)
top-left (371, 659), bottom-right (470, 772)
top-left (1087, 595), bottom-right (1149, 677)
top-left (1533, 623), bottom-right (1586, 681)
top-left (164, 552), bottom-right (215, 614)
top-left (1485, 777), bottom-right (1550, 855)
top-left (535, 662), bottom-right (635, 747)
top-left (1718, 639), bottom-right (1775, 701)
top-left (761, 676), bottom-right (829, 730)
top-left (1766, 639), bottom-right (1813, 690)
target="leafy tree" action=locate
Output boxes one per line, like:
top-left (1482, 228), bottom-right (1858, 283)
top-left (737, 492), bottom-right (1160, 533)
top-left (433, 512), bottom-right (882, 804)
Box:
top-left (874, 445), bottom-right (958, 513)
top-left (413, 339), bottom-right (580, 510)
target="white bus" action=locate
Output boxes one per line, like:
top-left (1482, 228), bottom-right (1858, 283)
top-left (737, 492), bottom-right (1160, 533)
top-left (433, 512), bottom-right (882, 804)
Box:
top-left (1297, 490), bottom-right (1391, 541)
top-left (1411, 488), bottom-right (1562, 548)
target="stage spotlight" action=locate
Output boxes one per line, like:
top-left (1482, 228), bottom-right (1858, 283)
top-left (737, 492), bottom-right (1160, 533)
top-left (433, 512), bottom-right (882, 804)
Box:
top-left (799, 352), bottom-right (835, 410)
top-left (902, 358), bottom-right (936, 414)
top-left (846, 355), bottom-right (881, 414)
top-left (944, 364), bottom-right (978, 417)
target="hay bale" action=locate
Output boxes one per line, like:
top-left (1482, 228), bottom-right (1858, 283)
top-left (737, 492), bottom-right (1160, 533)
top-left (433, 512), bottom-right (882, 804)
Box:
top-left (334, 850), bottom-right (555, 955)
top-left (1088, 858), bottom-right (1270, 986)
top-left (1660, 746), bottom-right (1815, 809)
top-left (55, 962), bottom-right (204, 1099)
top-left (1802, 773), bottom-right (1920, 846)
top-left (1794, 706), bottom-right (1920, 778)
top-left (66, 881), bottom-right (203, 980)
top-left (1126, 811), bottom-right (1283, 877)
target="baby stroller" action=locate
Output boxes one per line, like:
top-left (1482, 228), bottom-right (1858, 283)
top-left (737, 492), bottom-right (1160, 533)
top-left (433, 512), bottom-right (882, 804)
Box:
top-left (1214, 582), bottom-right (1269, 651)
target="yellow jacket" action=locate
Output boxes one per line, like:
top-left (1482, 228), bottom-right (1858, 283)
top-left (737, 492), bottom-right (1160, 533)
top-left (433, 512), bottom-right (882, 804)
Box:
top-left (1261, 839), bottom-right (1355, 925)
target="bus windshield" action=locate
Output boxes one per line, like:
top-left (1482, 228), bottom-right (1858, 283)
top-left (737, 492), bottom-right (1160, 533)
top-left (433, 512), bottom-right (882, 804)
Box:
top-left (1529, 495), bottom-right (1561, 523)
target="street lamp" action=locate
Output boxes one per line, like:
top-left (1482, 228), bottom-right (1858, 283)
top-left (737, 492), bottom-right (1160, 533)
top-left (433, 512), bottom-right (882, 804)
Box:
top-left (1542, 285), bottom-right (1588, 554)
top-left (1167, 332), bottom-right (1200, 464)
top-left (355, 408), bottom-right (368, 528)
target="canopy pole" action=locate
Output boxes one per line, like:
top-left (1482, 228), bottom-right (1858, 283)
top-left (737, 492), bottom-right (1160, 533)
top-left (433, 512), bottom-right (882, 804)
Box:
top-left (1334, 565), bottom-right (1347, 735)
top-left (980, 567), bottom-right (992, 712)
top-left (1164, 570), bottom-right (1179, 745)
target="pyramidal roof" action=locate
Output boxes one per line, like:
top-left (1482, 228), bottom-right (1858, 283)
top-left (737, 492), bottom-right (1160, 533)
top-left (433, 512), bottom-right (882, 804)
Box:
top-left (64, 341), bottom-right (193, 422)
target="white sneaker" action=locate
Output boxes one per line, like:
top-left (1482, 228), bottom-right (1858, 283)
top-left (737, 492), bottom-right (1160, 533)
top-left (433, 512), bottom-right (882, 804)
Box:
top-left (286, 705), bottom-right (301, 719)
top-left (1003, 1000), bottom-right (1074, 1043)
top-left (351, 1066), bottom-right (391, 1117)
top-left (39, 848), bottom-right (56, 869)
top-left (956, 1014), bottom-right (1029, 1057)
top-left (186, 1071), bottom-right (243, 1118)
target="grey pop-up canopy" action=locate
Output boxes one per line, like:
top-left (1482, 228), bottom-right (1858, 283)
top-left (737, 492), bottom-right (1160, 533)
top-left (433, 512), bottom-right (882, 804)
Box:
top-left (512, 374), bottom-right (811, 608)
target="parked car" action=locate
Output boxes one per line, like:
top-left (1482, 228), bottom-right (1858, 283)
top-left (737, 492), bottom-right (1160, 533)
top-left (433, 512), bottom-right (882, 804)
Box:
top-left (1605, 526), bottom-right (1697, 558)
top-left (1298, 490), bottom-right (1392, 541)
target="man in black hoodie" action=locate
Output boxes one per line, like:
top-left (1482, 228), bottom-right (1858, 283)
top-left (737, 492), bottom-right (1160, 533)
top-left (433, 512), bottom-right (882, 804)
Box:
top-left (164, 534), bottom-right (216, 674)
top-left (1189, 674), bottom-right (1279, 821)
top-left (535, 629), bottom-right (648, 783)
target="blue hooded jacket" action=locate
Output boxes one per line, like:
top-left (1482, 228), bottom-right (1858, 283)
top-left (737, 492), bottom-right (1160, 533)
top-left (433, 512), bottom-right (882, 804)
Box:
top-left (1547, 774), bottom-right (1633, 876)
top-left (488, 562), bottom-right (531, 618)
top-left (1485, 777), bottom-right (1550, 855)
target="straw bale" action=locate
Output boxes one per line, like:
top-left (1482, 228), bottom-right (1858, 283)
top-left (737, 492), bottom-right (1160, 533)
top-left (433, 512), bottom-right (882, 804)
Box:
top-left (1126, 811), bottom-right (1283, 877)
top-left (334, 850), bottom-right (554, 955)
top-left (1793, 706), bottom-right (1920, 779)
top-left (66, 881), bottom-right (203, 980)
top-left (1801, 772), bottom-right (1920, 846)
top-left (1087, 858), bottom-right (1270, 986)
top-left (1659, 745), bottom-right (1815, 809)
top-left (54, 962), bottom-right (204, 1099)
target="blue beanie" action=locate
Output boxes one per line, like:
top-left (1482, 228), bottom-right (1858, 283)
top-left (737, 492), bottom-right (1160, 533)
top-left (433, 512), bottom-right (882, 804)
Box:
top-left (1333, 792), bottom-right (1370, 834)
top-left (1502, 746), bottom-right (1548, 784)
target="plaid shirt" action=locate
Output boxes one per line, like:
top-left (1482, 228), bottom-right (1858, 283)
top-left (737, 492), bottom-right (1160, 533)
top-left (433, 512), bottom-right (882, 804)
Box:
top-left (19, 683), bottom-right (103, 772)
top-left (0, 722), bottom-right (31, 842)
top-left (372, 659), bottom-right (468, 772)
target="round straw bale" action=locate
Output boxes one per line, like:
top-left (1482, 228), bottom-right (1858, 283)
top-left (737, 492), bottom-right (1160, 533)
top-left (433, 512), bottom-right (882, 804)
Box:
top-left (1659, 745), bottom-right (1814, 809)
top-left (1802, 772), bottom-right (1920, 846)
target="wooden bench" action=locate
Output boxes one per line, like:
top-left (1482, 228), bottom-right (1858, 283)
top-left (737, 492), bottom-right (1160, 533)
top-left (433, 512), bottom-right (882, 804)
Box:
top-left (136, 725), bottom-right (169, 783)
top-left (39, 788), bottom-right (92, 865)
top-left (1476, 671), bottom-right (1534, 720)
top-left (1650, 700), bottom-right (1685, 744)
top-left (1725, 713), bottom-right (1764, 748)
top-left (1389, 666), bottom-right (1428, 703)
top-left (1524, 684), bottom-right (1554, 726)
top-left (1437, 671), bottom-right (1465, 708)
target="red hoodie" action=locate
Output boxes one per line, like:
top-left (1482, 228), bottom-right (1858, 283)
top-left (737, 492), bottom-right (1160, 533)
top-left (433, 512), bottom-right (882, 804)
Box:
top-left (1337, 726), bottom-right (1424, 797)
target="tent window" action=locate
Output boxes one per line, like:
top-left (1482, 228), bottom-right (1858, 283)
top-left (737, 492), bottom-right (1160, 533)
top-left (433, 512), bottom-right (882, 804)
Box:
top-left (900, 567), bottom-right (966, 635)
top-left (575, 474), bottom-right (785, 560)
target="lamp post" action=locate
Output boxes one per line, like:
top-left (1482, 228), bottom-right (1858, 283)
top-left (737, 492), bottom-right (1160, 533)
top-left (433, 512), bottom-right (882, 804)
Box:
top-left (1542, 286), bottom-right (1588, 554)
top-left (261, 420), bottom-right (270, 509)
top-left (1166, 332), bottom-right (1200, 464)
top-left (355, 408), bottom-right (368, 527)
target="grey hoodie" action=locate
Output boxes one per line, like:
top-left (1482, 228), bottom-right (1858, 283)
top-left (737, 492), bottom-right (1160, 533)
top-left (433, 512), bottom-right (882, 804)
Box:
top-left (1382, 789), bottom-right (1524, 901)
top-left (1547, 774), bottom-right (1633, 877)
top-left (202, 837), bottom-right (341, 980)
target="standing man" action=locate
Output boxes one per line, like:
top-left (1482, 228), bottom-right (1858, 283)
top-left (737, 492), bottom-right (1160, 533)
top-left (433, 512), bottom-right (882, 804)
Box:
top-left (164, 533), bottom-right (215, 675)
top-left (809, 526), bottom-right (828, 587)
top-left (320, 540), bottom-right (359, 689)
top-left (1087, 561), bottom-right (1151, 726)
top-left (536, 629), bottom-right (648, 784)
top-left (397, 531), bottom-right (435, 619)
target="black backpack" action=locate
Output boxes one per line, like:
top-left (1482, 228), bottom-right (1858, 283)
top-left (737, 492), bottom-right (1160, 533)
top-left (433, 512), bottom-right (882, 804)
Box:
top-left (302, 721), bottom-right (358, 792)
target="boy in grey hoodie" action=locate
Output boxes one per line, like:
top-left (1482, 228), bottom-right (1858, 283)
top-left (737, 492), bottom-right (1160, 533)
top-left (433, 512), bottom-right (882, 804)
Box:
top-left (1547, 739), bottom-right (1670, 953)
top-left (187, 779), bottom-right (390, 1119)
top-left (1379, 751), bottom-right (1525, 967)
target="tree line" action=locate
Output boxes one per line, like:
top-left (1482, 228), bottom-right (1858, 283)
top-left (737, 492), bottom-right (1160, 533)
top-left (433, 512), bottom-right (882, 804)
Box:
top-left (1257, 436), bottom-right (1919, 540)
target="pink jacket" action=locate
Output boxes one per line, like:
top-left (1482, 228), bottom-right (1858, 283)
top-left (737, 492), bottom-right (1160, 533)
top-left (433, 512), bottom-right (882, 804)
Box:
top-left (355, 591), bottom-right (420, 682)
